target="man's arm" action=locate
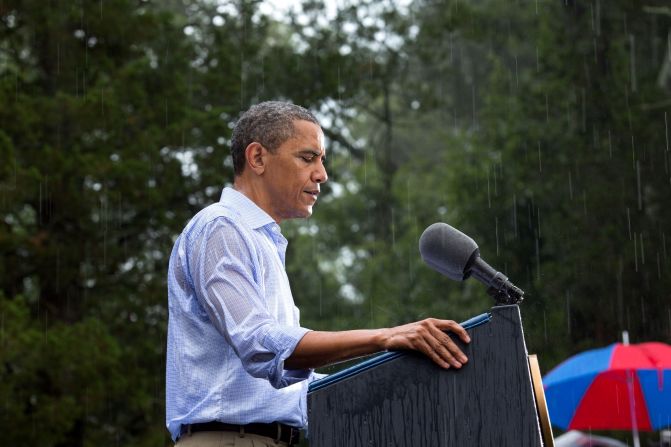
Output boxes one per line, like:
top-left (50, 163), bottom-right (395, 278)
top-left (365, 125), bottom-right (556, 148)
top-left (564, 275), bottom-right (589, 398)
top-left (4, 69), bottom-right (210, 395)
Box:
top-left (285, 318), bottom-right (470, 370)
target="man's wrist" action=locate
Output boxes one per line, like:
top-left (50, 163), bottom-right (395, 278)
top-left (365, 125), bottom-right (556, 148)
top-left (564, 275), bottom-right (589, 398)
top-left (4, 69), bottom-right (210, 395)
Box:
top-left (373, 328), bottom-right (391, 352)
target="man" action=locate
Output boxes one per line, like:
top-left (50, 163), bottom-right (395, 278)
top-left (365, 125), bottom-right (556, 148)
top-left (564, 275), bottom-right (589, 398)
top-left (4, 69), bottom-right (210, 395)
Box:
top-left (166, 102), bottom-right (470, 446)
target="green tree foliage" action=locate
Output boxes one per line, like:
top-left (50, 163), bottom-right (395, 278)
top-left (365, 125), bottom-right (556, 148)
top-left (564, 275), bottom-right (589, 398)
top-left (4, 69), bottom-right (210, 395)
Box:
top-left (2, 0), bottom-right (670, 445)
top-left (409, 0), bottom-right (671, 366)
top-left (285, 1), bottom-right (493, 349)
top-left (291, 0), bottom-right (671, 376)
top-left (0, 0), bottom-right (367, 444)
top-left (0, 296), bottom-right (128, 446)
top-left (0, 1), bottom-right (196, 444)
top-left (0, 3), bottom-right (304, 447)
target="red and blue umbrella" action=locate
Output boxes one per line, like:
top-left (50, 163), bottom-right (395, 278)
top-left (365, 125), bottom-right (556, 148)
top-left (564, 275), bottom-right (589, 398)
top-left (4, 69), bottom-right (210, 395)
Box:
top-left (543, 342), bottom-right (671, 431)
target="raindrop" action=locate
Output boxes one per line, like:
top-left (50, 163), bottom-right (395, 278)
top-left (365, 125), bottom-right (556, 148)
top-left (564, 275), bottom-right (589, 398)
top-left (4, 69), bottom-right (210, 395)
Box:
top-left (512, 194), bottom-right (518, 238)
top-left (514, 55), bottom-right (519, 88)
top-left (665, 111), bottom-right (669, 152)
top-left (608, 128), bottom-right (613, 159)
top-left (486, 167), bottom-right (491, 208)
top-left (633, 232), bottom-right (638, 272)
top-left (565, 290), bottom-right (571, 335)
top-left (592, 38), bottom-right (598, 64)
top-left (636, 160), bottom-right (642, 210)
top-left (535, 233), bottom-right (541, 281)
top-left (568, 170), bottom-right (573, 200)
top-left (617, 258), bottom-right (624, 327)
top-left (390, 207), bottom-right (395, 248)
top-left (495, 216), bottom-right (499, 256)
top-left (471, 84), bottom-right (477, 128)
top-left (537, 141), bottom-right (542, 172)
top-left (581, 88), bottom-right (586, 132)
top-left (44, 312), bottom-right (48, 345)
top-left (629, 34), bottom-right (637, 92)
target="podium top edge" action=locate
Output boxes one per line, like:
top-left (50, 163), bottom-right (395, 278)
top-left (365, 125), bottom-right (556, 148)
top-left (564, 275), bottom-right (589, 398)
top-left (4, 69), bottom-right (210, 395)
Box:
top-left (308, 311), bottom-right (493, 394)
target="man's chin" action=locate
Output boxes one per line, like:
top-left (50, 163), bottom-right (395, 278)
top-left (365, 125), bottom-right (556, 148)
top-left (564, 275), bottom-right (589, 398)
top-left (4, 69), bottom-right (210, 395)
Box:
top-left (299, 206), bottom-right (313, 219)
top-left (282, 207), bottom-right (313, 221)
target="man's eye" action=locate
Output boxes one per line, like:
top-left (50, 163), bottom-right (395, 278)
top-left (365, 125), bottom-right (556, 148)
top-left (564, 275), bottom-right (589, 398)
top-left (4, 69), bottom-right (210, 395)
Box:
top-left (301, 156), bottom-right (314, 162)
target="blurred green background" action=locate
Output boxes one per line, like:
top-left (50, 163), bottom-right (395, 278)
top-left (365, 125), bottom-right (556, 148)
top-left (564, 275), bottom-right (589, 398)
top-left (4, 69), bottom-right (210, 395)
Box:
top-left (1, 0), bottom-right (670, 445)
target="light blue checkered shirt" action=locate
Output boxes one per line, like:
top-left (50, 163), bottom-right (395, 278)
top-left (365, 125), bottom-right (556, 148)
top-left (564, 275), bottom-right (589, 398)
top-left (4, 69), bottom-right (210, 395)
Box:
top-left (166, 187), bottom-right (315, 441)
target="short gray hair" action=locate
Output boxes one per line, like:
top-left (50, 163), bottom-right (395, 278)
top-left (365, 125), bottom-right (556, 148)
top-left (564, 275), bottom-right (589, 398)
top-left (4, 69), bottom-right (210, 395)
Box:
top-left (230, 101), bottom-right (320, 176)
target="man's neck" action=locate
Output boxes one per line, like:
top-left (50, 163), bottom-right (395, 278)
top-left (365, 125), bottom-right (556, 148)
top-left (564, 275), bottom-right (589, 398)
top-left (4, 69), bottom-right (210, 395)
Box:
top-left (232, 178), bottom-right (280, 224)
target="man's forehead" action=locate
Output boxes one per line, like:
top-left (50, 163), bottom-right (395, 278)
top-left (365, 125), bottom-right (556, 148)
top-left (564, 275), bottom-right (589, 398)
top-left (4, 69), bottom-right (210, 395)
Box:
top-left (293, 119), bottom-right (321, 134)
top-left (317, 127), bottom-right (325, 152)
top-left (292, 120), bottom-right (325, 151)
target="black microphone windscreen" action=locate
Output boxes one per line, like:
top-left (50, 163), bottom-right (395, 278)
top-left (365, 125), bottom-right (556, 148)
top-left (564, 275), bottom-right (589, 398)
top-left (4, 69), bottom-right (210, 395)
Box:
top-left (418, 222), bottom-right (479, 281)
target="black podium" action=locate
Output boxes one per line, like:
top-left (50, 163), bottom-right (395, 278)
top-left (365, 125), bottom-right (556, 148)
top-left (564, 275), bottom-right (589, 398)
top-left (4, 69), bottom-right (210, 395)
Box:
top-left (307, 305), bottom-right (552, 446)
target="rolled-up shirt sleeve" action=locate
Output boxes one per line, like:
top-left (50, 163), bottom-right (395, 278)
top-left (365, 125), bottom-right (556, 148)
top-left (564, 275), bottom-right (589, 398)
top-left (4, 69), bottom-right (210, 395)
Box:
top-left (189, 217), bottom-right (311, 389)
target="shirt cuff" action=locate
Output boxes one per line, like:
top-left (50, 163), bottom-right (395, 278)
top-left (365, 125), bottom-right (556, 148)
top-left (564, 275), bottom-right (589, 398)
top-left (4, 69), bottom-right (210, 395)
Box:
top-left (262, 325), bottom-right (312, 388)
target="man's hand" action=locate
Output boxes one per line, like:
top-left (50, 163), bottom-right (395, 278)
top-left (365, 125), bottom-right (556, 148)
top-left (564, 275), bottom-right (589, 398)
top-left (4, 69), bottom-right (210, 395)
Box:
top-left (382, 318), bottom-right (470, 369)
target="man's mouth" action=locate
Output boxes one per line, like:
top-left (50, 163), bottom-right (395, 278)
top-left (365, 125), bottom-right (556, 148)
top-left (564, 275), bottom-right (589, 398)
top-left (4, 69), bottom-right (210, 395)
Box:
top-left (304, 190), bottom-right (320, 198)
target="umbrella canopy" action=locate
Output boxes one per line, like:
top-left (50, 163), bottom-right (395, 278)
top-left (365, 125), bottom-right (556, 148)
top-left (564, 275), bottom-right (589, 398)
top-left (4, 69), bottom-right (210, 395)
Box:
top-left (543, 342), bottom-right (671, 431)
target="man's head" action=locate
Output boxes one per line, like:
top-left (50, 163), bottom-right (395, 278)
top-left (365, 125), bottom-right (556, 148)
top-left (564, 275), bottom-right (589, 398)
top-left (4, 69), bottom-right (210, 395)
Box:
top-left (231, 102), bottom-right (328, 223)
top-left (231, 101), bottom-right (320, 176)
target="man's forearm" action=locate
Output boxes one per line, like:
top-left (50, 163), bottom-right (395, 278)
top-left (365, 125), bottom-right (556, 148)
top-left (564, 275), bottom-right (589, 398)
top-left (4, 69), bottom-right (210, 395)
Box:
top-left (284, 318), bottom-right (470, 370)
top-left (285, 329), bottom-right (388, 370)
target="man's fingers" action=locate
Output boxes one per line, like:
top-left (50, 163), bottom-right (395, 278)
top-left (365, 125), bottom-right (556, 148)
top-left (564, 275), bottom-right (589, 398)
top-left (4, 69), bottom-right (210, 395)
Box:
top-left (433, 319), bottom-right (471, 343)
top-left (426, 332), bottom-right (462, 368)
top-left (416, 338), bottom-right (452, 370)
top-left (426, 323), bottom-right (467, 367)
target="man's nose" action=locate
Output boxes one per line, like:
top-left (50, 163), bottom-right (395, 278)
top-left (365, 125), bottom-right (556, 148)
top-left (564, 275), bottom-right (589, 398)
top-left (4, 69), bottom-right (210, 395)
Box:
top-left (314, 161), bottom-right (328, 183)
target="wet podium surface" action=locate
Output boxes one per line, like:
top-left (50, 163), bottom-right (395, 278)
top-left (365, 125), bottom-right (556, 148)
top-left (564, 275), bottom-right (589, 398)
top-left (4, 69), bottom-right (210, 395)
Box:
top-left (307, 305), bottom-right (544, 446)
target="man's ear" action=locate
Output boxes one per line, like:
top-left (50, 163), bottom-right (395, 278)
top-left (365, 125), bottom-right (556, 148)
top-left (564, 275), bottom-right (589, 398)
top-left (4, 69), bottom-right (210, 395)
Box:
top-left (244, 142), bottom-right (267, 175)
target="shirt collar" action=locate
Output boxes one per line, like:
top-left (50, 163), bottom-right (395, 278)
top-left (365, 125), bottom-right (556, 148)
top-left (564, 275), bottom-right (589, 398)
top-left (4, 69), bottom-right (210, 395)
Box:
top-left (220, 186), bottom-right (276, 230)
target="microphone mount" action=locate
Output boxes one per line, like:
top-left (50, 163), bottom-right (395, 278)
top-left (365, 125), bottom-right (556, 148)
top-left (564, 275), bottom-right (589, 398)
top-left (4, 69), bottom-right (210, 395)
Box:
top-left (467, 254), bottom-right (524, 305)
top-left (484, 272), bottom-right (524, 305)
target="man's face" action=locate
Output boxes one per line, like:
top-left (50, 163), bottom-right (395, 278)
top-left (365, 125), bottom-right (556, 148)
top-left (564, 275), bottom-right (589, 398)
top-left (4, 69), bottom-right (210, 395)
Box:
top-left (262, 120), bottom-right (328, 222)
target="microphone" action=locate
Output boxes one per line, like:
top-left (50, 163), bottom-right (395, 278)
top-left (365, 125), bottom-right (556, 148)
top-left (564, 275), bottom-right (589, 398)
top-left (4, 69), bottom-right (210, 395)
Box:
top-left (418, 222), bottom-right (524, 305)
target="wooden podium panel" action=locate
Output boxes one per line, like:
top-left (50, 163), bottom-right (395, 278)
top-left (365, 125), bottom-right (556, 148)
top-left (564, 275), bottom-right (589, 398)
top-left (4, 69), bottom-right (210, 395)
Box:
top-left (307, 305), bottom-right (544, 446)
